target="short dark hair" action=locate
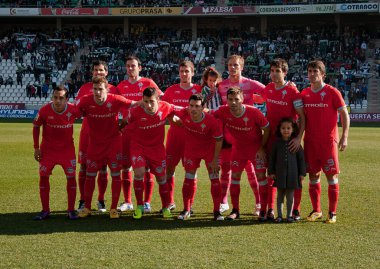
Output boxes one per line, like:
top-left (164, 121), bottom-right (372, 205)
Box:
top-left (53, 85), bottom-right (68, 99)
top-left (307, 60), bottom-right (326, 74)
top-left (275, 117), bottom-right (299, 139)
top-left (270, 58), bottom-right (288, 73)
top-left (92, 60), bottom-right (108, 72)
top-left (226, 86), bottom-right (243, 98)
top-left (126, 55), bottom-right (142, 66)
top-left (143, 87), bottom-right (158, 98)
top-left (189, 93), bottom-right (205, 106)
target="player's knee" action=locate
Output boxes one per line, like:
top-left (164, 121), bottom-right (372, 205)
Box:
top-left (208, 172), bottom-right (219, 181)
top-left (258, 177), bottom-right (268, 186)
top-left (327, 177), bottom-right (339, 185)
top-left (185, 172), bottom-right (196, 180)
top-left (134, 167), bottom-right (145, 179)
top-left (231, 172), bottom-right (242, 179)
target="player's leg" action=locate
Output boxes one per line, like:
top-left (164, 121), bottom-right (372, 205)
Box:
top-left (130, 148), bottom-right (147, 219)
top-left (206, 162), bottom-right (223, 221)
top-left (143, 168), bottom-right (154, 213)
top-left (226, 154), bottom-right (246, 220)
top-left (62, 156), bottom-right (78, 220)
top-left (326, 174), bottom-right (339, 224)
top-left (165, 127), bottom-right (185, 209)
top-left (107, 139), bottom-right (123, 219)
top-left (244, 161), bottom-right (261, 216)
top-left (34, 159), bottom-right (54, 220)
top-left (77, 126), bottom-right (89, 211)
top-left (323, 140), bottom-right (340, 224)
top-left (79, 158), bottom-right (100, 218)
top-left (96, 165), bottom-right (108, 213)
top-left (120, 131), bottom-right (134, 211)
top-left (219, 147), bottom-right (231, 213)
top-left (293, 184), bottom-right (302, 221)
top-left (304, 141), bottom-right (323, 222)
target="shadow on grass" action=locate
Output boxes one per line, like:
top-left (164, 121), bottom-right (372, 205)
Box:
top-left (0, 211), bottom-right (273, 235)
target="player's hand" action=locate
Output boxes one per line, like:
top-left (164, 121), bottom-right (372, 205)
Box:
top-left (119, 118), bottom-right (128, 131)
top-left (34, 148), bottom-right (41, 162)
top-left (209, 160), bottom-right (220, 174)
top-left (289, 136), bottom-right (301, 153)
top-left (338, 135), bottom-right (348, 151)
top-left (256, 147), bottom-right (266, 162)
top-left (288, 81), bottom-right (297, 88)
top-left (171, 115), bottom-right (183, 127)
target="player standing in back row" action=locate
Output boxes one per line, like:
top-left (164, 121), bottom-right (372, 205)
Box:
top-left (301, 60), bottom-right (350, 224)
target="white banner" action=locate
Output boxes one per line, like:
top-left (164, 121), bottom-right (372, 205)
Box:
top-left (10, 8), bottom-right (39, 16)
top-left (0, 8), bottom-right (9, 15)
top-left (336, 3), bottom-right (379, 13)
top-left (312, 4), bottom-right (335, 13)
top-left (257, 5), bottom-right (313, 14)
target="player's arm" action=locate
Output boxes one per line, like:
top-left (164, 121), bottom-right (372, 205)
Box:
top-left (32, 112), bottom-right (44, 162)
top-left (338, 106), bottom-right (350, 151)
top-left (210, 137), bottom-right (223, 174)
top-left (257, 123), bottom-right (270, 161)
top-left (168, 105), bottom-right (184, 126)
top-left (290, 106), bottom-right (305, 153)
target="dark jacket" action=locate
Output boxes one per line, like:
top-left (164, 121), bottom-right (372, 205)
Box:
top-left (268, 138), bottom-right (306, 189)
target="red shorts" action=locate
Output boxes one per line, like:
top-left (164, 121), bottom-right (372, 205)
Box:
top-left (166, 126), bottom-right (185, 168)
top-left (121, 129), bottom-right (132, 167)
top-left (86, 136), bottom-right (122, 173)
top-left (130, 144), bottom-right (166, 178)
top-left (304, 139), bottom-right (340, 175)
top-left (227, 146), bottom-right (267, 173)
top-left (39, 147), bottom-right (76, 177)
top-left (78, 121), bottom-right (89, 164)
top-left (183, 149), bottom-right (215, 171)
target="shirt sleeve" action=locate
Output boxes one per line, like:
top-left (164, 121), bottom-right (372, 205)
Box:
top-left (211, 118), bottom-right (223, 139)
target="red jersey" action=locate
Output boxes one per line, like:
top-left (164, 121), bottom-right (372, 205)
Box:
top-left (76, 94), bottom-right (132, 144)
top-left (162, 84), bottom-right (202, 108)
top-left (301, 84), bottom-right (346, 142)
top-left (127, 101), bottom-right (175, 147)
top-left (262, 82), bottom-right (303, 136)
top-left (212, 105), bottom-right (269, 149)
top-left (75, 82), bottom-right (118, 134)
top-left (175, 108), bottom-right (223, 153)
top-left (117, 77), bottom-right (161, 101)
top-left (218, 77), bottom-right (265, 106)
top-left (33, 102), bottom-right (81, 151)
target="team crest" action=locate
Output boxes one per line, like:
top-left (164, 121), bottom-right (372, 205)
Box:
top-left (320, 92), bottom-right (326, 101)
top-left (66, 112), bottom-right (72, 121)
top-left (138, 82), bottom-right (143, 89)
top-left (243, 117), bottom-right (249, 127)
top-left (201, 123), bottom-right (206, 132)
top-left (191, 89), bottom-right (197, 94)
top-left (158, 111), bottom-right (163, 120)
top-left (231, 161), bottom-right (239, 167)
top-left (282, 90), bottom-right (287, 99)
top-left (106, 102), bottom-right (112, 111)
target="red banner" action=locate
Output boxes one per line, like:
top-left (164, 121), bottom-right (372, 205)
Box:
top-left (0, 103), bottom-right (25, 109)
top-left (183, 6), bottom-right (256, 15)
top-left (41, 8), bottom-right (109, 16)
top-left (349, 113), bottom-right (380, 122)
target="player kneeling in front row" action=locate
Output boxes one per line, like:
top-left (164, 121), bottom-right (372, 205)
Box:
top-left (175, 94), bottom-right (224, 221)
top-left (124, 87), bottom-right (178, 219)
top-left (33, 86), bottom-right (82, 220)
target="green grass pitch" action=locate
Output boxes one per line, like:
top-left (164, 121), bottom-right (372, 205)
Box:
top-left (0, 123), bottom-right (379, 268)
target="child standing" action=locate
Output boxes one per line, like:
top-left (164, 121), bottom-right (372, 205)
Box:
top-left (268, 118), bottom-right (306, 223)
top-left (201, 66), bottom-right (222, 109)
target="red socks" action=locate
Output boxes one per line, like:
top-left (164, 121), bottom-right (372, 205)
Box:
top-left (66, 178), bottom-right (77, 211)
top-left (167, 175), bottom-right (175, 204)
top-left (293, 188), bottom-right (302, 212)
top-left (309, 181), bottom-right (321, 212)
top-left (84, 174), bottom-right (96, 209)
top-left (144, 172), bottom-right (155, 204)
top-left (229, 177), bottom-right (241, 211)
top-left (97, 170), bottom-right (108, 201)
top-left (39, 176), bottom-right (50, 212)
top-left (110, 174), bottom-right (121, 209)
top-left (328, 183), bottom-right (339, 213)
top-left (182, 178), bottom-right (197, 211)
top-left (133, 178), bottom-right (144, 206)
top-left (210, 179), bottom-right (221, 212)
top-left (121, 169), bottom-right (132, 203)
top-left (78, 169), bottom-right (86, 200)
